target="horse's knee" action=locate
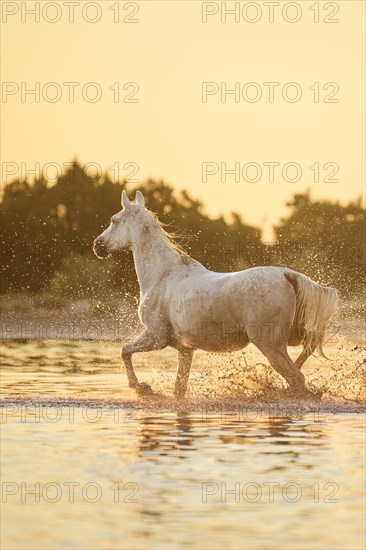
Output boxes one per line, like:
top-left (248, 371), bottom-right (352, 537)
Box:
top-left (121, 346), bottom-right (132, 361)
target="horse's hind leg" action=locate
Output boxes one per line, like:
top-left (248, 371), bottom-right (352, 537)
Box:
top-left (121, 329), bottom-right (167, 395)
top-left (294, 335), bottom-right (317, 370)
top-left (255, 342), bottom-right (311, 397)
top-left (174, 348), bottom-right (194, 399)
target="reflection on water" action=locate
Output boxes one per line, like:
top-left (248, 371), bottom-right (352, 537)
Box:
top-left (1, 406), bottom-right (365, 550)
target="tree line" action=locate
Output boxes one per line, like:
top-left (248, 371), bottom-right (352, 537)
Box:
top-left (1, 161), bottom-right (364, 301)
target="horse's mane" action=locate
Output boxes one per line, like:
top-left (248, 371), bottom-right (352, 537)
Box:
top-left (146, 209), bottom-right (192, 264)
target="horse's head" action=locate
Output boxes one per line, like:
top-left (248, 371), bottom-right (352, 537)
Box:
top-left (93, 190), bottom-right (146, 258)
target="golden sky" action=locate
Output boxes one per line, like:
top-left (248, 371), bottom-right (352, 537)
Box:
top-left (1, 0), bottom-right (365, 233)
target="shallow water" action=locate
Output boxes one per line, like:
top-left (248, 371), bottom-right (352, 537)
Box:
top-left (1, 340), bottom-right (365, 549)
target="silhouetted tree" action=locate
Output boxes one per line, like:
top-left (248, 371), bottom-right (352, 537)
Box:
top-left (273, 191), bottom-right (365, 295)
top-left (0, 161), bottom-right (262, 297)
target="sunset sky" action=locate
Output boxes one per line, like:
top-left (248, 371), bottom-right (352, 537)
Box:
top-left (2, 0), bottom-right (365, 234)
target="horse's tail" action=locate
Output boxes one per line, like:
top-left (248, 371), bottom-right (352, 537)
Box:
top-left (284, 271), bottom-right (338, 358)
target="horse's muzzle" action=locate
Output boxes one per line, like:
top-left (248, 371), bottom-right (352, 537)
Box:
top-left (93, 238), bottom-right (109, 258)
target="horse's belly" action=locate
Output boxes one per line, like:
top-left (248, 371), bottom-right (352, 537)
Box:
top-left (175, 320), bottom-right (250, 352)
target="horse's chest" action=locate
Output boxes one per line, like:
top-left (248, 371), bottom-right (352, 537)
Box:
top-left (138, 295), bottom-right (166, 322)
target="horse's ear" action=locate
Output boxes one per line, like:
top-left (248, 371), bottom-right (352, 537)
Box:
top-left (135, 190), bottom-right (145, 207)
top-left (121, 190), bottom-right (131, 209)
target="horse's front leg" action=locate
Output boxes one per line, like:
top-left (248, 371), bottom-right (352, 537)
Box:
top-left (121, 330), bottom-right (166, 396)
top-left (174, 348), bottom-right (194, 399)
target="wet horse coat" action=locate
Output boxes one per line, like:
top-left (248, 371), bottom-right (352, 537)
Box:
top-left (94, 191), bottom-right (337, 398)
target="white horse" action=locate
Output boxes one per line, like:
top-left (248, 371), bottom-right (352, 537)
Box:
top-left (94, 191), bottom-right (337, 399)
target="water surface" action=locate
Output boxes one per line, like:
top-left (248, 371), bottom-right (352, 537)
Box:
top-left (1, 340), bottom-right (365, 549)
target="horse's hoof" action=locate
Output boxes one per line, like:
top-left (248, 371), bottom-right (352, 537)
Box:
top-left (135, 382), bottom-right (154, 396)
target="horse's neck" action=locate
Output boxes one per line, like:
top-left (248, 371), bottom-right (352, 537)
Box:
top-left (132, 228), bottom-right (182, 296)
